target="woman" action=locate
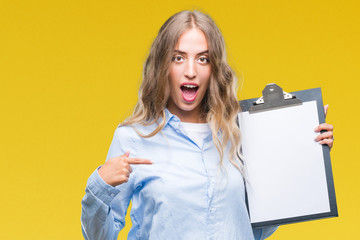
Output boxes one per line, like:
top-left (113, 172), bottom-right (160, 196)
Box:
top-left (81, 10), bottom-right (334, 240)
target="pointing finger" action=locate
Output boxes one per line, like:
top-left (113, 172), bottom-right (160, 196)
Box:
top-left (126, 158), bottom-right (153, 165)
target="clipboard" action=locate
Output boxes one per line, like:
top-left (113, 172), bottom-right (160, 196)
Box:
top-left (238, 83), bottom-right (338, 228)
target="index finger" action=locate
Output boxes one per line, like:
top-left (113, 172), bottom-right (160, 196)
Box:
top-left (315, 123), bottom-right (334, 132)
top-left (126, 158), bottom-right (153, 165)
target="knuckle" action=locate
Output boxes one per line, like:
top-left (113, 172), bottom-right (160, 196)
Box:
top-left (120, 160), bottom-right (128, 167)
top-left (324, 123), bottom-right (333, 130)
top-left (122, 177), bottom-right (129, 183)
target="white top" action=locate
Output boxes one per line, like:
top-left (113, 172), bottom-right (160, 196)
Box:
top-left (180, 122), bottom-right (211, 148)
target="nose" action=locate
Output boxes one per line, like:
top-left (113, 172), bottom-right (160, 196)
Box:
top-left (184, 60), bottom-right (197, 79)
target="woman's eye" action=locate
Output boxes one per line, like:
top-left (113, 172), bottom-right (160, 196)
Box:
top-left (172, 55), bottom-right (184, 62)
top-left (198, 56), bottom-right (210, 64)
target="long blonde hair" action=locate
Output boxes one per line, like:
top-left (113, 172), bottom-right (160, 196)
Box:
top-left (123, 10), bottom-right (243, 171)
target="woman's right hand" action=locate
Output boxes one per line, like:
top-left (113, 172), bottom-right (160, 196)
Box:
top-left (98, 151), bottom-right (153, 187)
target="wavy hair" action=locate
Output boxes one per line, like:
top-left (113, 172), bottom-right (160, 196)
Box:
top-left (122, 10), bottom-right (243, 172)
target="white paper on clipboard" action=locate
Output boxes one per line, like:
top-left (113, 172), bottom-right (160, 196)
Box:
top-left (238, 100), bottom-right (330, 224)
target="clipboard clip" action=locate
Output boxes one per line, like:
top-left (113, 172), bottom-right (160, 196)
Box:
top-left (250, 83), bottom-right (302, 113)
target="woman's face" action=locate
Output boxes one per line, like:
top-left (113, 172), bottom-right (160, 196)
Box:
top-left (167, 27), bottom-right (211, 123)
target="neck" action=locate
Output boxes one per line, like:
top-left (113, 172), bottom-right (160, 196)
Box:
top-left (179, 112), bottom-right (206, 123)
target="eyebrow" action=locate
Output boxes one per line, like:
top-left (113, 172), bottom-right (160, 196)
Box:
top-left (174, 50), bottom-right (209, 55)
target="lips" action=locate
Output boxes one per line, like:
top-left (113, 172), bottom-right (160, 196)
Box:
top-left (180, 83), bottom-right (199, 102)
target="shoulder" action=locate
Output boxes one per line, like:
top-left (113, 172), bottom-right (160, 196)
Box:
top-left (106, 124), bottom-right (143, 160)
top-left (112, 124), bottom-right (140, 145)
top-left (114, 122), bottom-right (160, 142)
top-left (120, 120), bottom-right (165, 136)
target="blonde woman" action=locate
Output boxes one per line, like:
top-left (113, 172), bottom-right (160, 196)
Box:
top-left (81, 10), bottom-right (334, 240)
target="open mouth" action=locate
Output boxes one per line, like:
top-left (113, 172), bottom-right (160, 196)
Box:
top-left (181, 84), bottom-right (199, 102)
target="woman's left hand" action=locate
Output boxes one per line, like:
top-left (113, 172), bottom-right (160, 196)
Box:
top-left (314, 105), bottom-right (334, 150)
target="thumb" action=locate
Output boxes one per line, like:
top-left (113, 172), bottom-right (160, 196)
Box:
top-left (324, 104), bottom-right (329, 118)
top-left (123, 151), bottom-right (130, 158)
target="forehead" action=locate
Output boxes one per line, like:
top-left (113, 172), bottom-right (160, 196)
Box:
top-left (175, 28), bottom-right (208, 53)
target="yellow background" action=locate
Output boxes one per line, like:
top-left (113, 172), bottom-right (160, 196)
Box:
top-left (1, 0), bottom-right (359, 239)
